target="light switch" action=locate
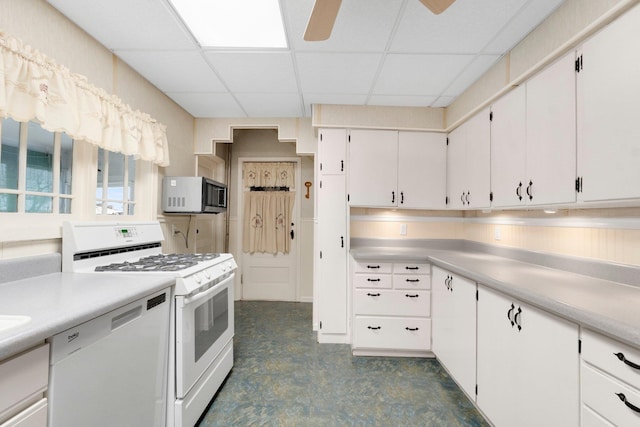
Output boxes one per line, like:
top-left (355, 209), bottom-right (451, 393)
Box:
top-left (400, 224), bottom-right (407, 236)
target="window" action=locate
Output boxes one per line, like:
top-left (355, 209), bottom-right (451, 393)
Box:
top-left (96, 148), bottom-right (136, 215)
top-left (0, 118), bottom-right (73, 213)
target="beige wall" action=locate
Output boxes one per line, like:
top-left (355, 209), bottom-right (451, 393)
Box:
top-left (0, 0), bottom-right (197, 259)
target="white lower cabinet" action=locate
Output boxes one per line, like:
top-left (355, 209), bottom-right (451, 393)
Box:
top-left (351, 260), bottom-right (431, 356)
top-left (477, 286), bottom-right (579, 427)
top-left (0, 344), bottom-right (49, 427)
top-left (431, 267), bottom-right (477, 400)
top-left (581, 329), bottom-right (640, 426)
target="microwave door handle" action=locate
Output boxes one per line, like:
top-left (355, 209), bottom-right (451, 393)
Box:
top-left (183, 274), bottom-right (234, 305)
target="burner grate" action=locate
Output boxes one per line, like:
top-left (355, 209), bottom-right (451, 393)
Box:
top-left (94, 253), bottom-right (220, 272)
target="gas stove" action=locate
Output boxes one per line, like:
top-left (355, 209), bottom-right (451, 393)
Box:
top-left (62, 221), bottom-right (236, 295)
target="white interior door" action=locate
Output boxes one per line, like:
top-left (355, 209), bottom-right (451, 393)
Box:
top-left (240, 158), bottom-right (299, 301)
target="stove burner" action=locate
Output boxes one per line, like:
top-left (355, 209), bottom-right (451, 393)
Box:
top-left (95, 253), bottom-right (220, 272)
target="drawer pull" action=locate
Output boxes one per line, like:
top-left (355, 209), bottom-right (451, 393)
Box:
top-left (615, 393), bottom-right (640, 413)
top-left (405, 294), bottom-right (419, 298)
top-left (406, 278), bottom-right (420, 283)
top-left (614, 352), bottom-right (640, 370)
top-left (405, 266), bottom-right (419, 270)
top-left (405, 327), bottom-right (419, 331)
top-left (367, 265), bottom-right (381, 269)
top-left (367, 278), bottom-right (381, 282)
top-left (367, 326), bottom-right (381, 330)
top-left (367, 293), bottom-right (381, 297)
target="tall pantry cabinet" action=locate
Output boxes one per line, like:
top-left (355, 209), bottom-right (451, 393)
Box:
top-left (316, 129), bottom-right (349, 343)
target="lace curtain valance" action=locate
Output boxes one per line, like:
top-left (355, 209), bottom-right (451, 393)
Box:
top-left (242, 162), bottom-right (295, 188)
top-left (0, 31), bottom-right (170, 166)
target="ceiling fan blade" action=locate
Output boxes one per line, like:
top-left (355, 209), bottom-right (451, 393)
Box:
top-left (304, 0), bottom-right (342, 41)
top-left (419, 0), bottom-right (456, 15)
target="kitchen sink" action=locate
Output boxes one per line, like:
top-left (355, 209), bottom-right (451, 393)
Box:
top-left (0, 315), bottom-right (31, 333)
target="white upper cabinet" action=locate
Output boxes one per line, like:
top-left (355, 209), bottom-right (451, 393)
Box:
top-left (447, 107), bottom-right (491, 209)
top-left (576, 3), bottom-right (640, 203)
top-left (397, 131), bottom-right (447, 209)
top-left (318, 128), bottom-right (346, 175)
top-left (348, 129), bottom-right (446, 209)
top-left (525, 51), bottom-right (577, 206)
top-left (349, 129), bottom-right (399, 207)
top-left (490, 85), bottom-right (527, 208)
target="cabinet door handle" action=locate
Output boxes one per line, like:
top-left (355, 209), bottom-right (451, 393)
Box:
top-left (340, 236), bottom-right (344, 248)
top-left (514, 306), bottom-right (522, 331)
top-left (367, 326), bottom-right (381, 330)
top-left (340, 160), bottom-right (344, 172)
top-left (405, 294), bottom-right (419, 298)
top-left (392, 191), bottom-right (395, 203)
top-left (614, 352), bottom-right (640, 370)
top-left (445, 275), bottom-right (452, 290)
top-left (516, 182), bottom-right (523, 201)
top-left (616, 393), bottom-right (640, 413)
top-left (405, 278), bottom-right (420, 283)
top-left (526, 180), bottom-right (533, 201)
top-left (367, 278), bottom-right (381, 282)
top-left (405, 266), bottom-right (419, 270)
top-left (460, 192), bottom-right (465, 204)
top-left (367, 265), bottom-right (380, 269)
top-left (405, 327), bottom-right (419, 331)
top-left (400, 191), bottom-right (404, 204)
top-left (367, 292), bottom-right (381, 297)
top-left (465, 192), bottom-right (470, 205)
top-left (507, 303), bottom-right (515, 326)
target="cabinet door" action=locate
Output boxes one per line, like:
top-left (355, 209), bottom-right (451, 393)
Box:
top-left (477, 286), bottom-right (579, 427)
top-left (318, 128), bottom-right (346, 175)
top-left (317, 174), bottom-right (347, 335)
top-left (577, 3), bottom-right (640, 202)
top-left (397, 131), bottom-right (447, 209)
top-left (491, 85), bottom-right (527, 207)
top-left (431, 267), bottom-right (477, 399)
top-left (446, 125), bottom-right (467, 209)
top-left (348, 129), bottom-right (398, 207)
top-left (526, 51), bottom-right (577, 206)
top-left (465, 108), bottom-right (491, 209)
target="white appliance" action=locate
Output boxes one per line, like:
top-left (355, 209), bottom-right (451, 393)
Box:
top-left (49, 288), bottom-right (171, 427)
top-left (62, 221), bottom-right (237, 427)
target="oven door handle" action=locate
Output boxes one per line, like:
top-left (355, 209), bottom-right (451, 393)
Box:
top-left (182, 274), bottom-right (233, 306)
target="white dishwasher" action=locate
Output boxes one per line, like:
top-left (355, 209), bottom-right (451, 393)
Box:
top-left (48, 287), bottom-right (171, 427)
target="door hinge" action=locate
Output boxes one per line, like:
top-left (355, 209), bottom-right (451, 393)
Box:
top-left (446, 137), bottom-right (449, 146)
top-left (320, 180), bottom-right (322, 189)
top-left (320, 133), bottom-right (323, 141)
top-left (348, 134), bottom-right (351, 142)
top-left (320, 321), bottom-right (323, 329)
top-left (320, 163), bottom-right (323, 171)
top-left (489, 111), bottom-right (493, 121)
top-left (320, 250), bottom-right (323, 259)
top-left (445, 196), bottom-right (449, 205)
top-left (578, 339), bottom-right (582, 354)
top-left (489, 192), bottom-right (493, 202)
top-left (475, 384), bottom-right (478, 395)
top-left (347, 194), bottom-right (350, 202)
top-left (476, 289), bottom-right (479, 301)
top-left (240, 274), bottom-right (243, 284)
top-left (575, 177), bottom-right (583, 193)
top-left (575, 55), bottom-right (583, 72)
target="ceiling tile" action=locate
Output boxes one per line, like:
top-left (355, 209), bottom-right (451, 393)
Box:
top-left (391, 0), bottom-right (527, 53)
top-left (165, 92), bottom-right (246, 118)
top-left (47, 0), bottom-right (194, 50)
top-left (368, 94), bottom-right (439, 107)
top-left (235, 93), bottom-right (303, 117)
top-left (205, 52), bottom-right (298, 93)
top-left (442, 54), bottom-right (501, 97)
top-left (484, 0), bottom-right (565, 53)
top-left (303, 93), bottom-right (370, 116)
top-left (284, 0), bottom-right (404, 52)
top-left (373, 54), bottom-right (474, 96)
top-left (296, 53), bottom-right (383, 93)
top-left (115, 50), bottom-right (226, 92)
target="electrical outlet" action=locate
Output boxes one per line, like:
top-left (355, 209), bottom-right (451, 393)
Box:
top-left (400, 224), bottom-right (407, 236)
top-left (494, 226), bottom-right (502, 241)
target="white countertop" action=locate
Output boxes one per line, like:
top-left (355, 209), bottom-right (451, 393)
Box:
top-left (0, 273), bottom-right (174, 360)
top-left (351, 247), bottom-right (640, 349)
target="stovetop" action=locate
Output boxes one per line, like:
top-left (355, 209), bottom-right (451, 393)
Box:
top-left (94, 253), bottom-right (220, 272)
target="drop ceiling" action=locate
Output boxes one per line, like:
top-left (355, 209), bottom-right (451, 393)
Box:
top-left (47, 0), bottom-right (565, 118)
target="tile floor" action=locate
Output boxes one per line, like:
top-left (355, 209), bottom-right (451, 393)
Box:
top-left (197, 301), bottom-right (489, 426)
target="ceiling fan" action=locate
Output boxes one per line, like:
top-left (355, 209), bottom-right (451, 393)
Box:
top-left (304, 0), bottom-right (456, 41)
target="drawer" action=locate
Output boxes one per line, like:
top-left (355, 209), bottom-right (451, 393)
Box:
top-left (393, 274), bottom-right (430, 290)
top-left (354, 290), bottom-right (430, 317)
top-left (582, 364), bottom-right (640, 426)
top-left (353, 316), bottom-right (431, 351)
top-left (353, 274), bottom-right (392, 289)
top-left (354, 261), bottom-right (393, 274)
top-left (0, 398), bottom-right (47, 427)
top-left (393, 263), bottom-right (430, 275)
top-left (0, 344), bottom-right (48, 416)
top-left (581, 405), bottom-right (615, 427)
top-left (582, 329), bottom-right (640, 390)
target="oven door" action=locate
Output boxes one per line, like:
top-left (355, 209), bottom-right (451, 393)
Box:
top-left (175, 273), bottom-right (234, 398)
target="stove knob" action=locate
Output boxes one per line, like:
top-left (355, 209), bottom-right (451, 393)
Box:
top-left (205, 270), bottom-right (212, 280)
top-left (194, 273), bottom-right (202, 284)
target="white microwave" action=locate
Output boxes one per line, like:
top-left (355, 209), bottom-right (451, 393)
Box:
top-left (162, 176), bottom-right (227, 214)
